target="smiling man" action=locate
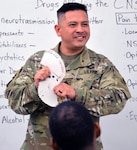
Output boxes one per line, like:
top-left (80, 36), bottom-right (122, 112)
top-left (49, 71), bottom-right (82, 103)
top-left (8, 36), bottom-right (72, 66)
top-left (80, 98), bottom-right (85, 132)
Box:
top-left (54, 5), bottom-right (90, 56)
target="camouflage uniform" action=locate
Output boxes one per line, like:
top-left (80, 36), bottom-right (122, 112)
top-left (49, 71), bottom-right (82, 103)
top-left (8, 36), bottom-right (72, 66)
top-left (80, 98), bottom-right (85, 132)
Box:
top-left (5, 43), bottom-right (131, 150)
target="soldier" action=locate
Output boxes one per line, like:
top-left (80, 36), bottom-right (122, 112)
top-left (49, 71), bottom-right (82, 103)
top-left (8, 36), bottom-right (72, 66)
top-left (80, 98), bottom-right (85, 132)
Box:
top-left (49, 101), bottom-right (101, 150)
top-left (5, 2), bottom-right (131, 150)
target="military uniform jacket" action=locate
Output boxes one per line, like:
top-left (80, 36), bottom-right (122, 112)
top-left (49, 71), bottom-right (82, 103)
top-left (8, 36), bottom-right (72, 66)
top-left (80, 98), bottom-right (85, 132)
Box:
top-left (5, 43), bottom-right (131, 150)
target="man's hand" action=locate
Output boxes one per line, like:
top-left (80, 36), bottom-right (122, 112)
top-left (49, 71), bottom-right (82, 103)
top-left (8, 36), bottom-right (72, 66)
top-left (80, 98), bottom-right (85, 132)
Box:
top-left (53, 83), bottom-right (76, 100)
top-left (34, 66), bottom-right (51, 88)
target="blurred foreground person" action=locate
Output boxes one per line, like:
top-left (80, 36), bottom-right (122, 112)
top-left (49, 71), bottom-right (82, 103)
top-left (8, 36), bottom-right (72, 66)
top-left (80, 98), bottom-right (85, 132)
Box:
top-left (49, 101), bottom-right (101, 150)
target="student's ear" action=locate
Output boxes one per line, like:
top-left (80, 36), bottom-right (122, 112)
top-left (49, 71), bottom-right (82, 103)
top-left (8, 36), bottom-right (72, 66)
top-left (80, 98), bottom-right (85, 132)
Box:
top-left (54, 24), bottom-right (61, 37)
top-left (50, 137), bottom-right (60, 150)
top-left (94, 122), bottom-right (101, 138)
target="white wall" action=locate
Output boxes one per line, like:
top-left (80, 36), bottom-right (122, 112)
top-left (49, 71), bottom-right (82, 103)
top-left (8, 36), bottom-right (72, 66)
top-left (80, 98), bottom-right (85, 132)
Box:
top-left (0, 0), bottom-right (137, 150)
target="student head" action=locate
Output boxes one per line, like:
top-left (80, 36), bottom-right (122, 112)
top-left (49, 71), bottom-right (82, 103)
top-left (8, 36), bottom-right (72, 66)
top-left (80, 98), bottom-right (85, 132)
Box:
top-left (49, 101), bottom-right (101, 150)
top-left (55, 3), bottom-right (90, 54)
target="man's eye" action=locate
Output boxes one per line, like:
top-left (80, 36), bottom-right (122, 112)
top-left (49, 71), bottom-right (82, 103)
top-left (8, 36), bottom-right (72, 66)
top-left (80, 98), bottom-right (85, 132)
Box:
top-left (82, 23), bottom-right (89, 26)
top-left (69, 23), bottom-right (76, 27)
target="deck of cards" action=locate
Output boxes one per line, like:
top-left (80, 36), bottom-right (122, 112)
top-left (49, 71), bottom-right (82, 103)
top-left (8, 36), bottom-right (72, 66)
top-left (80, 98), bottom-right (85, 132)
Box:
top-left (38, 50), bottom-right (66, 107)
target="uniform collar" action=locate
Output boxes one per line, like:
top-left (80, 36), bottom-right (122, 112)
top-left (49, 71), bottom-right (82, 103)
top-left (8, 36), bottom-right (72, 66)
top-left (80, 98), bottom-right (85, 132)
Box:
top-left (52, 42), bottom-right (91, 69)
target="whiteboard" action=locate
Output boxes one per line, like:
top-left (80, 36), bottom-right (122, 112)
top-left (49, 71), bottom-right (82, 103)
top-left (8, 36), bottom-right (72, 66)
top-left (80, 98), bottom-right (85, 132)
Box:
top-left (0, 0), bottom-right (137, 150)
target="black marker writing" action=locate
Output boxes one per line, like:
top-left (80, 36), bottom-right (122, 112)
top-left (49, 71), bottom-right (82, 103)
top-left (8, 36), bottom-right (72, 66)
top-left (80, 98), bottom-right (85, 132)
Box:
top-left (126, 51), bottom-right (137, 60)
top-left (1, 115), bottom-right (26, 124)
top-left (127, 79), bottom-right (137, 89)
top-left (114, 0), bottom-right (137, 10)
top-left (127, 64), bottom-right (137, 73)
top-left (126, 110), bottom-right (137, 122)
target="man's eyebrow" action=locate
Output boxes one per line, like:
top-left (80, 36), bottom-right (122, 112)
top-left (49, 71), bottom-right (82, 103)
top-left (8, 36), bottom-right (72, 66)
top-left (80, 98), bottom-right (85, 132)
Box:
top-left (82, 21), bottom-right (89, 23)
top-left (68, 21), bottom-right (89, 23)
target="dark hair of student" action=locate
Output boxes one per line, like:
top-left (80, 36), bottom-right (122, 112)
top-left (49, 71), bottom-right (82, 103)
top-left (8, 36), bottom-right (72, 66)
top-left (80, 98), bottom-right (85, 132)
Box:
top-left (49, 101), bottom-right (95, 150)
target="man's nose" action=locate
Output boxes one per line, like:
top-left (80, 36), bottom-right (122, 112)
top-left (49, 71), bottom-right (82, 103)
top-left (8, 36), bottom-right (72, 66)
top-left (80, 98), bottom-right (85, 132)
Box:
top-left (76, 25), bottom-right (84, 32)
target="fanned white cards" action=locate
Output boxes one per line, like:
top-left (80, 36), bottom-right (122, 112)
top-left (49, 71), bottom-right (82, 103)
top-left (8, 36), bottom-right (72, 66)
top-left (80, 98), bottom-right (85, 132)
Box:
top-left (38, 50), bottom-right (66, 107)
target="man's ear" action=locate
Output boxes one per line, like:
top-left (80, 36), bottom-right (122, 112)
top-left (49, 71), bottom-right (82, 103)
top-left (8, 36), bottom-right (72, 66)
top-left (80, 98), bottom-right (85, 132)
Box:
top-left (50, 137), bottom-right (60, 150)
top-left (94, 122), bottom-right (101, 138)
top-left (54, 24), bottom-right (61, 37)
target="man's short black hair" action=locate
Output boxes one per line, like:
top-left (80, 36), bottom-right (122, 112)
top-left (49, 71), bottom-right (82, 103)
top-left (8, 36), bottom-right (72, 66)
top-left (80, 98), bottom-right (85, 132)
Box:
top-left (57, 2), bottom-right (87, 20)
top-left (49, 101), bottom-right (94, 150)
